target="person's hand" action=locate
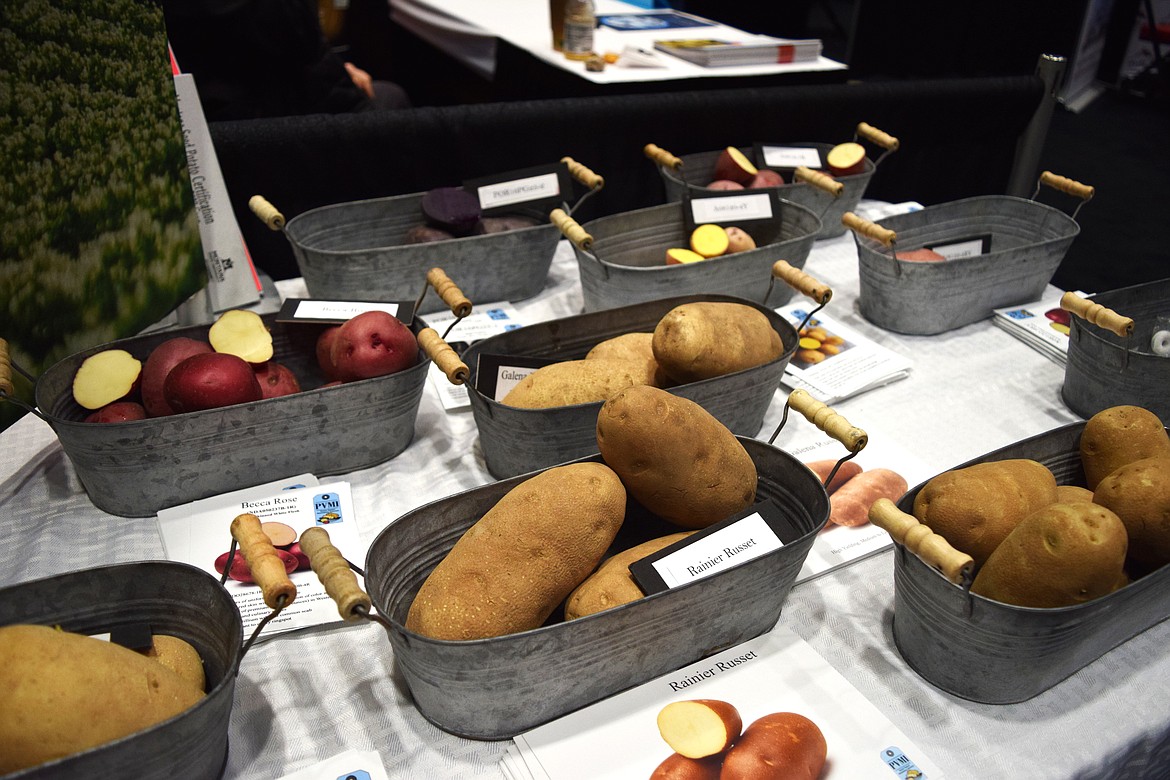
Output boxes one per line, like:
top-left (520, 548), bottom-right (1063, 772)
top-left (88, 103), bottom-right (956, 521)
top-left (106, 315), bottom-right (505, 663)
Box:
top-left (344, 62), bottom-right (375, 99)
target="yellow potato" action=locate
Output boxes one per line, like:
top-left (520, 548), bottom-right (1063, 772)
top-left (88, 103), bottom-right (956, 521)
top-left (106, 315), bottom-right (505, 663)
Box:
top-left (501, 358), bottom-right (657, 408)
top-left (652, 302), bottom-right (783, 384)
top-left (406, 462), bottom-right (626, 640)
top-left (0, 624), bottom-right (205, 774)
top-left (597, 385), bottom-right (756, 529)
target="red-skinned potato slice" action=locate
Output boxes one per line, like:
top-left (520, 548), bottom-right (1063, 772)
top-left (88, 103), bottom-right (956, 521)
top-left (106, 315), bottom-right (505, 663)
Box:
top-left (712, 147), bottom-right (758, 185)
top-left (209, 309), bottom-right (274, 364)
top-left (826, 142), bottom-right (867, 176)
top-left (657, 699), bottom-right (743, 759)
top-left (261, 521), bottom-right (298, 548)
top-left (71, 349), bottom-right (142, 410)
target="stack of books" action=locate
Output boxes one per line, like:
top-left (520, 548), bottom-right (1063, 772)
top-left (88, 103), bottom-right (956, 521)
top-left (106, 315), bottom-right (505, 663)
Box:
top-left (991, 287), bottom-right (1074, 366)
top-left (653, 34), bottom-right (822, 67)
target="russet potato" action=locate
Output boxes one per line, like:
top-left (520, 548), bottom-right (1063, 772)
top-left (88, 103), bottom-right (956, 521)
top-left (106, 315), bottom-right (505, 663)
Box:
top-left (564, 531), bottom-right (694, 620)
top-left (652, 302), bottom-right (783, 384)
top-left (501, 358), bottom-right (658, 408)
top-left (596, 385), bottom-right (756, 529)
top-left (1079, 405), bottom-right (1170, 490)
top-left (405, 462), bottom-right (626, 640)
top-left (1093, 456), bottom-right (1170, 570)
top-left (585, 332), bottom-right (670, 388)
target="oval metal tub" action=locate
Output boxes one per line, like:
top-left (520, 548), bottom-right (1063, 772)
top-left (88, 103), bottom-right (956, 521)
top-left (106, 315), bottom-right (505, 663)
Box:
top-left (0, 561), bottom-right (243, 779)
top-left (32, 312), bottom-right (431, 517)
top-left (1061, 278), bottom-right (1170, 422)
top-left (563, 200), bottom-right (821, 313)
top-left (460, 294), bottom-right (799, 479)
top-left (258, 158), bottom-right (603, 315)
top-left (362, 437), bottom-right (829, 739)
top-left (849, 193), bottom-right (1082, 336)
top-left (885, 421), bottom-right (1170, 704)
top-left (656, 144), bottom-right (875, 240)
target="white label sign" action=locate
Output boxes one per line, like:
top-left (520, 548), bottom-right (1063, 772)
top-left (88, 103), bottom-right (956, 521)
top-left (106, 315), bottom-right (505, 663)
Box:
top-left (690, 193), bottom-right (774, 224)
top-left (477, 173), bottom-right (561, 209)
top-left (761, 145), bottom-right (822, 168)
top-left (293, 300), bottom-right (401, 319)
top-left (932, 238), bottom-right (985, 259)
top-left (651, 513), bottom-right (783, 588)
top-left (492, 364), bottom-right (538, 401)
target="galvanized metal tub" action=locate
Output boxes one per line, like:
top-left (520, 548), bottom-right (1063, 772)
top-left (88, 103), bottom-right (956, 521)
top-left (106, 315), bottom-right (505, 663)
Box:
top-left (363, 437), bottom-right (829, 739)
top-left (563, 201), bottom-right (821, 313)
top-left (0, 561), bottom-right (243, 779)
top-left (33, 312), bottom-right (430, 517)
top-left (850, 195), bottom-right (1081, 336)
top-left (256, 159), bottom-right (603, 315)
top-left (888, 421), bottom-right (1170, 704)
top-left (1062, 278), bottom-right (1170, 422)
top-left (652, 138), bottom-right (889, 240)
top-left (460, 294), bottom-right (799, 479)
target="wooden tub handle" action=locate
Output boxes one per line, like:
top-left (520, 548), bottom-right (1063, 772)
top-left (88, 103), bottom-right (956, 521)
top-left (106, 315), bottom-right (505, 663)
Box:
top-left (794, 166), bottom-right (844, 197)
top-left (418, 327), bottom-right (469, 385)
top-left (773, 260), bottom-right (832, 305)
top-left (551, 207), bottom-right (593, 249)
top-left (1060, 291), bottom-right (1134, 337)
top-left (425, 267), bottom-right (472, 318)
top-left (299, 527), bottom-right (372, 621)
top-left (643, 143), bottom-right (682, 170)
top-left (869, 498), bottom-right (975, 586)
top-left (842, 212), bottom-right (897, 246)
top-left (856, 122), bottom-right (900, 151)
top-left (787, 389), bottom-right (867, 454)
top-left (230, 513), bottom-right (297, 609)
top-left (1040, 171), bottom-right (1094, 201)
top-left (248, 195), bottom-right (286, 230)
top-left (0, 338), bottom-right (13, 398)
top-left (561, 156), bottom-right (605, 191)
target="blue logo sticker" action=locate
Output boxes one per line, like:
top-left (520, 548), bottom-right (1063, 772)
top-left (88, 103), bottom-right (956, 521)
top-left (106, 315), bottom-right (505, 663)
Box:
top-left (487, 308), bottom-right (509, 320)
top-left (882, 746), bottom-right (926, 779)
top-left (314, 492), bottom-right (344, 526)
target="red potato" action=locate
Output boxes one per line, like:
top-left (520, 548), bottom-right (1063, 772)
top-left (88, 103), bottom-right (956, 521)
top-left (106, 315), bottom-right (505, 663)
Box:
top-left (896, 248), bottom-right (947, 263)
top-left (651, 752), bottom-right (724, 780)
top-left (829, 467), bottom-right (908, 527)
top-left (712, 147), bottom-right (758, 185)
top-left (208, 309), bottom-right (273, 364)
top-left (214, 548), bottom-right (298, 584)
top-left (748, 169), bottom-right (785, 188)
top-left (405, 224), bottom-right (455, 244)
top-left (254, 361), bottom-right (301, 399)
top-left (658, 700), bottom-right (742, 759)
top-left (706, 180), bottom-right (745, 191)
top-left (825, 142), bottom-right (867, 177)
top-left (84, 401), bottom-right (148, 423)
top-left (724, 227), bottom-right (756, 254)
top-left (286, 541), bottom-right (311, 571)
top-left (803, 459), bottom-right (863, 494)
top-left (163, 352), bottom-right (263, 413)
top-left (330, 310), bottom-right (417, 380)
top-left (719, 712), bottom-right (826, 780)
top-left (316, 326), bottom-right (343, 380)
top-left (71, 349), bottom-right (142, 410)
top-left (140, 337), bottom-right (213, 417)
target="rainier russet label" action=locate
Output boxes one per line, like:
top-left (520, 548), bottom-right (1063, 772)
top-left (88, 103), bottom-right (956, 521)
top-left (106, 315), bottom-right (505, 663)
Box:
top-left (651, 512), bottom-right (783, 588)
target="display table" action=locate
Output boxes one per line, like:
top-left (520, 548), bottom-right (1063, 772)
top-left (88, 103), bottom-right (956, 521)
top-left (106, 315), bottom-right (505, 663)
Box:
top-left (387, 0), bottom-right (846, 99)
top-left (3, 208), bottom-right (1169, 779)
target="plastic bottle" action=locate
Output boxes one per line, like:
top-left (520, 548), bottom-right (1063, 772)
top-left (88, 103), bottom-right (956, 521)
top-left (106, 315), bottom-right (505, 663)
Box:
top-left (562, 0), bottom-right (596, 61)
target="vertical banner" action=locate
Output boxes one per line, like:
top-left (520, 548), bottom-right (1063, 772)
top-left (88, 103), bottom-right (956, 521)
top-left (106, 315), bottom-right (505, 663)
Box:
top-left (171, 62), bottom-right (261, 312)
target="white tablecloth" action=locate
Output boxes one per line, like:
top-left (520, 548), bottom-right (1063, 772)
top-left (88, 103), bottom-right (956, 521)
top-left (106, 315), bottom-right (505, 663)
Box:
top-left (3, 210), bottom-right (1170, 780)
top-left (387, 0), bottom-right (846, 82)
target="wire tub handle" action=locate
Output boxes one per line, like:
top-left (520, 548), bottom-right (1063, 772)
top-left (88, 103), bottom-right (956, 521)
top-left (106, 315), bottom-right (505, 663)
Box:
top-left (768, 260), bottom-right (833, 328)
top-left (550, 207), bottom-right (593, 250)
top-left (1034, 171), bottom-right (1094, 220)
top-left (855, 121), bottom-right (900, 156)
top-left (868, 498), bottom-right (975, 587)
top-left (249, 195), bottom-right (286, 231)
top-left (770, 389), bottom-right (867, 489)
top-left (225, 513), bottom-right (299, 666)
top-left (841, 211), bottom-right (898, 265)
top-left (1061, 290), bottom-right (1136, 371)
top-left (300, 526), bottom-right (395, 633)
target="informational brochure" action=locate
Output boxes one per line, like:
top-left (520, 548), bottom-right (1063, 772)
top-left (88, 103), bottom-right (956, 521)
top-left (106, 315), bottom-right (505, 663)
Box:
top-left (991, 286), bottom-right (1074, 366)
top-left (505, 626), bottom-right (945, 780)
top-left (157, 475), bottom-right (368, 640)
top-left (775, 303), bottom-right (913, 404)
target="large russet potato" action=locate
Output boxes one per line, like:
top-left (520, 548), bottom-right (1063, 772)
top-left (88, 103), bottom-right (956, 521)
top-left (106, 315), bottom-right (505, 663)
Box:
top-left (501, 358), bottom-right (659, 409)
top-left (1093, 456), bottom-right (1170, 570)
top-left (564, 531), bottom-right (695, 620)
top-left (912, 459), bottom-right (1058, 566)
top-left (596, 385), bottom-right (756, 529)
top-left (971, 502), bottom-right (1129, 608)
top-left (0, 624), bottom-right (206, 774)
top-left (717, 712), bottom-right (827, 780)
top-left (652, 302), bottom-right (783, 384)
top-left (405, 462), bottom-right (626, 640)
top-left (585, 332), bottom-right (670, 387)
top-left (1079, 405), bottom-right (1170, 490)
